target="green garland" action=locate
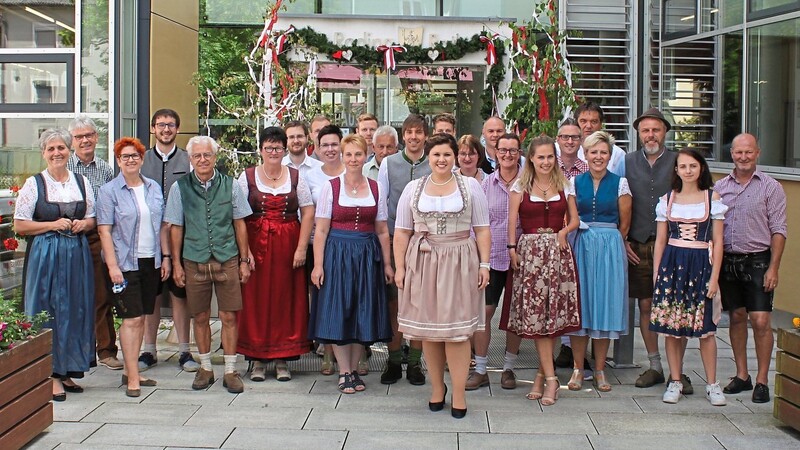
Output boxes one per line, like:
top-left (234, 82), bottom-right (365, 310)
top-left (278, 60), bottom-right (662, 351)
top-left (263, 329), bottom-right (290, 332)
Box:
top-left (285, 27), bottom-right (506, 119)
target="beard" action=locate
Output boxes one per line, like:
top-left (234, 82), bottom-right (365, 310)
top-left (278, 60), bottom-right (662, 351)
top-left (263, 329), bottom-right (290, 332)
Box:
top-left (643, 141), bottom-right (662, 155)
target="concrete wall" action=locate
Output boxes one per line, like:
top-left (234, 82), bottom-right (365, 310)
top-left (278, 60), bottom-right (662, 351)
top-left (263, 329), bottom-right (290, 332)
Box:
top-left (149, 0), bottom-right (199, 149)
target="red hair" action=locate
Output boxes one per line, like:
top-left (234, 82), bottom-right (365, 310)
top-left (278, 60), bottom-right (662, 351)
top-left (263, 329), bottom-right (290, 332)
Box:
top-left (113, 137), bottom-right (146, 158)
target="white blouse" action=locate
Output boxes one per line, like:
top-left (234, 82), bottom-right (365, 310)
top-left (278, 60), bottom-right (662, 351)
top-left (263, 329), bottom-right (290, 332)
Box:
top-left (395, 176), bottom-right (490, 230)
top-left (315, 176), bottom-right (388, 220)
top-left (14, 170), bottom-right (96, 220)
top-left (655, 195), bottom-right (728, 222)
top-left (511, 179), bottom-right (576, 202)
top-left (305, 165), bottom-right (346, 205)
top-left (236, 168), bottom-right (313, 208)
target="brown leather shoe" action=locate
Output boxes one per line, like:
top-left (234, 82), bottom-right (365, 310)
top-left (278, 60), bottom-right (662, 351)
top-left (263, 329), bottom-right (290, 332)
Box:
top-left (465, 371), bottom-right (490, 390)
top-left (223, 372), bottom-right (244, 393)
top-left (635, 369), bottom-right (665, 388)
top-left (192, 368), bottom-right (215, 390)
top-left (500, 369), bottom-right (517, 389)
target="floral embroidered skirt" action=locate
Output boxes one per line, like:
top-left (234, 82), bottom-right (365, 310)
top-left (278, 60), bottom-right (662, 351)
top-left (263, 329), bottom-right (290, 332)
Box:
top-left (504, 232), bottom-right (581, 339)
top-left (649, 245), bottom-right (718, 338)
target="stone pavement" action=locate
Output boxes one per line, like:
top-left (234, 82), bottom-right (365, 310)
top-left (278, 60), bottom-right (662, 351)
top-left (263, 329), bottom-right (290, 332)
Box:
top-left (23, 320), bottom-right (800, 450)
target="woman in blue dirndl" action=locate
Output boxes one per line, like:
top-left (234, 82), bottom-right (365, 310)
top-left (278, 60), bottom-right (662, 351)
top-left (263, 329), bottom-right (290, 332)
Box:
top-left (569, 131), bottom-right (632, 393)
top-left (649, 148), bottom-right (727, 406)
top-left (310, 135), bottom-right (393, 394)
top-left (14, 128), bottom-right (96, 401)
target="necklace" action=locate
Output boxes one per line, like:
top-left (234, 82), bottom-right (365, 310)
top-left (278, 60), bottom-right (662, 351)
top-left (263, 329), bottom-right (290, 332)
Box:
top-left (260, 164), bottom-right (282, 182)
top-left (429, 173), bottom-right (454, 186)
top-left (498, 170), bottom-right (518, 188)
top-left (345, 176), bottom-right (364, 194)
top-left (533, 178), bottom-right (554, 210)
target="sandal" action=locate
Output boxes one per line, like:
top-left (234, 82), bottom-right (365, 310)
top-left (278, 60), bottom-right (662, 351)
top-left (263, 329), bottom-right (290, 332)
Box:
top-left (321, 352), bottom-right (335, 376)
top-left (351, 372), bottom-right (366, 392)
top-left (568, 368), bottom-right (583, 391)
top-left (594, 370), bottom-right (612, 392)
top-left (338, 373), bottom-right (356, 394)
top-left (525, 372), bottom-right (546, 400)
top-left (357, 353), bottom-right (369, 376)
top-left (542, 376), bottom-right (560, 406)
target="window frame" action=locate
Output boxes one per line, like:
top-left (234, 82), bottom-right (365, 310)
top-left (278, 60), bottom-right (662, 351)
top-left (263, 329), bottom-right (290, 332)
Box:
top-left (0, 53), bottom-right (74, 113)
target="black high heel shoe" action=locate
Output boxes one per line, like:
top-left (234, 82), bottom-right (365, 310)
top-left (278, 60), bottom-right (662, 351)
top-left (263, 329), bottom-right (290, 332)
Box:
top-left (429, 385), bottom-right (447, 412)
top-left (451, 396), bottom-right (467, 419)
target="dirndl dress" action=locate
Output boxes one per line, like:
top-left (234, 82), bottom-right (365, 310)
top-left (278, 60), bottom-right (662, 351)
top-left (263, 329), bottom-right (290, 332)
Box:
top-left (308, 177), bottom-right (392, 344)
top-left (22, 172), bottom-right (95, 379)
top-left (504, 191), bottom-right (581, 338)
top-left (649, 190), bottom-right (727, 338)
top-left (396, 175), bottom-right (488, 342)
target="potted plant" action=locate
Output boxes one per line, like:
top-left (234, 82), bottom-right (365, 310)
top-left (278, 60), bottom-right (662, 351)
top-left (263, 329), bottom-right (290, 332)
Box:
top-left (0, 291), bottom-right (53, 450)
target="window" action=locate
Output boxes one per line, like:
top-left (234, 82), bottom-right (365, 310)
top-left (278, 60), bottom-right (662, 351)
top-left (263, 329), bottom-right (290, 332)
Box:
top-left (0, 55), bottom-right (74, 112)
top-left (664, 0), bottom-right (697, 38)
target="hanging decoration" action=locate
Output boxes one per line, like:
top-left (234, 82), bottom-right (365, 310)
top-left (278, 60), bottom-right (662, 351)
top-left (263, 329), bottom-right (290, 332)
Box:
top-left (480, 33), bottom-right (499, 66)
top-left (377, 44), bottom-right (406, 71)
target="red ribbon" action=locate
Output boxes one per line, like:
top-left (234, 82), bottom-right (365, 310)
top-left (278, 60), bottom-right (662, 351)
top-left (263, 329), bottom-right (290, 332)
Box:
top-left (480, 33), bottom-right (499, 66)
top-left (377, 45), bottom-right (405, 71)
top-left (274, 25), bottom-right (295, 55)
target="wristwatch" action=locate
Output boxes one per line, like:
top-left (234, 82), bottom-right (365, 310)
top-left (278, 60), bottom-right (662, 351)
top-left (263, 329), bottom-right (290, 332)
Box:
top-left (239, 257), bottom-right (251, 264)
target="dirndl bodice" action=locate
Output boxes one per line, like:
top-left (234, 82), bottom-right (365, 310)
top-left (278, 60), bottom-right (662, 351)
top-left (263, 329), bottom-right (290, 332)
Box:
top-left (519, 191), bottom-right (567, 233)
top-left (244, 166), bottom-right (299, 222)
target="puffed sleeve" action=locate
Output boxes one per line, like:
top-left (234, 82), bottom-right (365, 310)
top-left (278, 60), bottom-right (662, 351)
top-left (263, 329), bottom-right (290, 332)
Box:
top-left (81, 175), bottom-right (96, 218)
top-left (315, 181), bottom-right (334, 219)
top-left (377, 183), bottom-right (388, 221)
top-left (394, 180), bottom-right (417, 230)
top-left (510, 179), bottom-right (524, 193)
top-left (655, 195), bottom-right (669, 222)
top-left (565, 179), bottom-right (575, 197)
top-left (710, 199), bottom-right (728, 220)
top-left (296, 176), bottom-right (313, 208)
top-left (618, 177), bottom-right (632, 197)
top-left (13, 176), bottom-right (38, 220)
top-left (468, 177), bottom-right (490, 227)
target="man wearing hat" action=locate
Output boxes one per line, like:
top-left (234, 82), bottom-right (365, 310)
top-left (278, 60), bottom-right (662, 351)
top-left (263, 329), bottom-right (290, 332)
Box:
top-left (623, 108), bottom-right (692, 393)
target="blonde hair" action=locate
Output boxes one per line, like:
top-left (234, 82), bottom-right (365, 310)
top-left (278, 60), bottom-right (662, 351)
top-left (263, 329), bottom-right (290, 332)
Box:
top-left (517, 135), bottom-right (569, 195)
top-left (341, 134), bottom-right (367, 153)
top-left (583, 130), bottom-right (615, 153)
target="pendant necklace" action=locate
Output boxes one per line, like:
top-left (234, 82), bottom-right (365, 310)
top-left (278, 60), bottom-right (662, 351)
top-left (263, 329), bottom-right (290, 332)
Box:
top-left (346, 177), bottom-right (363, 194)
top-left (261, 165), bottom-right (281, 182)
top-left (533, 178), bottom-right (553, 210)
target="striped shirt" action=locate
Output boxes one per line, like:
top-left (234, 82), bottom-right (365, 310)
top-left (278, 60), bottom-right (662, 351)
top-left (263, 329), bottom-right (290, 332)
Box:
top-left (68, 153), bottom-right (113, 201)
top-left (714, 169), bottom-right (787, 254)
top-left (482, 171), bottom-right (521, 271)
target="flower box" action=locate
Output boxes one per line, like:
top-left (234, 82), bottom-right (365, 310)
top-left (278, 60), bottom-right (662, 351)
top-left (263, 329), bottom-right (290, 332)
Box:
top-left (776, 327), bottom-right (800, 432)
top-left (0, 329), bottom-right (53, 450)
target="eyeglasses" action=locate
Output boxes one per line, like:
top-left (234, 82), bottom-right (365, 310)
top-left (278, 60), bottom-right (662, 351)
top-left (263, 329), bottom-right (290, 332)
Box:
top-left (496, 148), bottom-right (520, 155)
top-left (558, 134), bottom-right (581, 142)
top-left (119, 153), bottom-right (141, 161)
top-left (190, 152), bottom-right (215, 161)
top-left (73, 132), bottom-right (97, 141)
top-left (458, 152), bottom-right (476, 158)
top-left (262, 147), bottom-right (286, 153)
top-left (319, 143), bottom-right (340, 149)
top-left (155, 123), bottom-right (177, 130)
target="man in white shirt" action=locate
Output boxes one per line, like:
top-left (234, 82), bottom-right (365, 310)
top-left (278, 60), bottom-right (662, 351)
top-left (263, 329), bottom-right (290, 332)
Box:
top-left (283, 120), bottom-right (322, 179)
top-left (363, 125), bottom-right (399, 180)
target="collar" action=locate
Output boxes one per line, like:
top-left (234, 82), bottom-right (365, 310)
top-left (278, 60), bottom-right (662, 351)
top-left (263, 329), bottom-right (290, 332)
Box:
top-left (154, 144), bottom-right (177, 161)
top-left (114, 172), bottom-right (149, 190)
top-left (402, 150), bottom-right (426, 165)
top-left (728, 168), bottom-right (763, 185)
top-left (640, 147), bottom-right (667, 163)
top-left (192, 169), bottom-right (217, 186)
top-left (364, 158), bottom-right (380, 169)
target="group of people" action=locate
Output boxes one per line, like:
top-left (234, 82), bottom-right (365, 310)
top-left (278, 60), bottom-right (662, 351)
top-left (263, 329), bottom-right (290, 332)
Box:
top-left (14, 103), bottom-right (785, 417)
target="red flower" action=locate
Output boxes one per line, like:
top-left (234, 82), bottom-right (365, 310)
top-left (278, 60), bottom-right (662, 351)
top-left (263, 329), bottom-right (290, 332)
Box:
top-left (8, 200), bottom-right (13, 206)
top-left (3, 237), bottom-right (19, 251)
top-left (20, 321), bottom-right (32, 330)
top-left (10, 185), bottom-right (20, 194)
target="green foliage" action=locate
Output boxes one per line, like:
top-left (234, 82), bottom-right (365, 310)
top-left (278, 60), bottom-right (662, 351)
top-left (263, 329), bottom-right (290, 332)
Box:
top-left (0, 289), bottom-right (50, 352)
top-left (502, 0), bottom-right (579, 144)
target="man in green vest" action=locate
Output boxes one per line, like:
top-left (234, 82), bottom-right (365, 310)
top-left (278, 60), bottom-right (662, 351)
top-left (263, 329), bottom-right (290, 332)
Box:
top-left (164, 136), bottom-right (253, 394)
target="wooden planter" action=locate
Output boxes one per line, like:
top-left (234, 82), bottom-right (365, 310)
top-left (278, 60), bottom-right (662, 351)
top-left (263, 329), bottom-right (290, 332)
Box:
top-left (0, 329), bottom-right (54, 450)
top-left (776, 327), bottom-right (800, 432)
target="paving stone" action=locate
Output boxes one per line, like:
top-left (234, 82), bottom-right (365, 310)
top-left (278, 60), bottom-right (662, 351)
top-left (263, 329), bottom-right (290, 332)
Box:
top-left (185, 404), bottom-right (310, 428)
top-left (54, 444), bottom-right (162, 450)
top-left (305, 408), bottom-right (489, 432)
top-left (222, 428), bottom-right (347, 449)
top-left (540, 397), bottom-right (643, 414)
top-left (634, 394), bottom-right (751, 413)
top-left (82, 423), bottom-right (232, 447)
top-left (714, 434), bottom-right (800, 449)
top-left (23, 422), bottom-right (102, 450)
top-left (458, 433), bottom-right (594, 449)
top-left (231, 391), bottom-right (340, 409)
top-left (588, 434), bottom-right (724, 449)
top-left (141, 387), bottom-right (237, 405)
top-left (81, 402), bottom-right (199, 425)
top-left (488, 411), bottom-right (597, 434)
top-left (589, 412), bottom-right (742, 435)
top-left (595, 384), bottom-right (665, 398)
top-left (344, 431), bottom-right (458, 449)
top-left (724, 413), bottom-right (797, 435)
top-left (52, 399), bottom-right (104, 422)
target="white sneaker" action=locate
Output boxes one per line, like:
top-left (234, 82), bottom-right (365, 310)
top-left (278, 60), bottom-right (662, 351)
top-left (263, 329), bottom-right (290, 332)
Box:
top-left (706, 382), bottom-right (727, 406)
top-left (276, 363), bottom-right (291, 382)
top-left (662, 380), bottom-right (683, 404)
top-left (250, 362), bottom-right (267, 382)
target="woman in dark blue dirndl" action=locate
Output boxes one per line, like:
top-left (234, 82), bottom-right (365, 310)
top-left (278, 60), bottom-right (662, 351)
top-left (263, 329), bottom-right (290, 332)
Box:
top-left (310, 135), bottom-right (393, 394)
top-left (14, 128), bottom-right (96, 401)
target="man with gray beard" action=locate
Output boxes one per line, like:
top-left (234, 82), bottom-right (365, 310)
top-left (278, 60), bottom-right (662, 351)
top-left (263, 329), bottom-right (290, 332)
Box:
top-left (623, 108), bottom-right (692, 394)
